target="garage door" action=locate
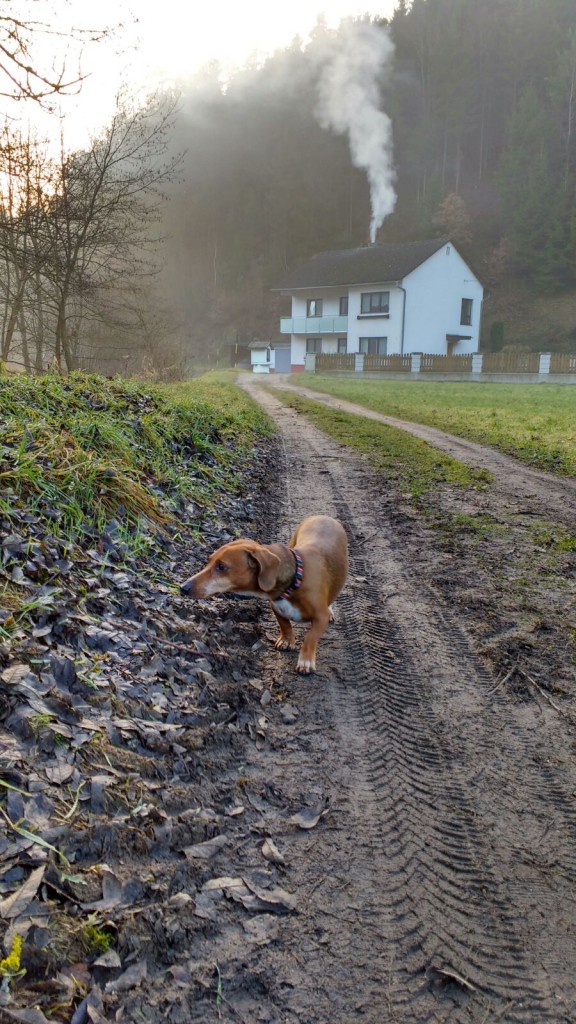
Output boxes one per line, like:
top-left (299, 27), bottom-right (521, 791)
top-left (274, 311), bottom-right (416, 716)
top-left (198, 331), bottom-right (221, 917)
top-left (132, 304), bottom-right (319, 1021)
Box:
top-left (274, 348), bottom-right (291, 372)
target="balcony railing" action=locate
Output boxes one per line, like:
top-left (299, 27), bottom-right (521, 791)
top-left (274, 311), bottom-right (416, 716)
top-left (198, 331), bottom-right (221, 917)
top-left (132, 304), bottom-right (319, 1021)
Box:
top-left (280, 316), bottom-right (348, 335)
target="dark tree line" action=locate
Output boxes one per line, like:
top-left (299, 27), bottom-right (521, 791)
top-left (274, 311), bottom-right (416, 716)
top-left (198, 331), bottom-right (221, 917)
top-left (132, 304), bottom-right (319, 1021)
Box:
top-left (160, 0), bottom-right (576, 356)
top-left (390, 0), bottom-right (576, 290)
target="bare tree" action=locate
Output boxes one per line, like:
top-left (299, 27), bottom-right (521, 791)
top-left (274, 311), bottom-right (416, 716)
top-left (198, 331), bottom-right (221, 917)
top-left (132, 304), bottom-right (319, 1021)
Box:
top-left (432, 193), bottom-right (472, 247)
top-left (0, 123), bottom-right (57, 363)
top-left (40, 90), bottom-right (181, 370)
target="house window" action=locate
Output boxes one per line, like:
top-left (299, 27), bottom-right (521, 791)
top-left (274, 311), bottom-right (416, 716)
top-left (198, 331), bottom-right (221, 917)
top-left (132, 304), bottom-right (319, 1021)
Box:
top-left (359, 337), bottom-right (387, 355)
top-left (337, 337), bottom-right (347, 354)
top-left (461, 298), bottom-right (473, 326)
top-left (360, 291), bottom-right (389, 315)
top-left (306, 338), bottom-right (322, 354)
top-left (307, 299), bottom-right (323, 317)
top-left (339, 296), bottom-right (348, 315)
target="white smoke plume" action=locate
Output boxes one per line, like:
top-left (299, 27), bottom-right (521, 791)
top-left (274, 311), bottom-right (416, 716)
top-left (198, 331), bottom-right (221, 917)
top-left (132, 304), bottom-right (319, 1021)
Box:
top-left (315, 20), bottom-right (396, 243)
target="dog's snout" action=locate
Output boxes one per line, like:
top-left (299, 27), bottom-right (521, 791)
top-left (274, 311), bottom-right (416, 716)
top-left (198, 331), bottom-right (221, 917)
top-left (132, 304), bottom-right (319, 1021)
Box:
top-left (180, 578), bottom-right (194, 596)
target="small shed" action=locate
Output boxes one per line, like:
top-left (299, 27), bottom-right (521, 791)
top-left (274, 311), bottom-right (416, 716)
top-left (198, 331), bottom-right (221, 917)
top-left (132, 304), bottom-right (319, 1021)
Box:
top-left (248, 340), bottom-right (291, 373)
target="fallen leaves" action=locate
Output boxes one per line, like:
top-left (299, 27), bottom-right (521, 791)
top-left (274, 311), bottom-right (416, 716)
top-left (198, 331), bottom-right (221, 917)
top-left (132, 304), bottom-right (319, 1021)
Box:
top-left (0, 867), bottom-right (45, 921)
top-left (182, 835), bottom-right (230, 861)
top-left (261, 838), bottom-right (286, 865)
top-left (0, 461), bottom-right (311, 1023)
top-left (204, 876), bottom-right (296, 914)
top-left (289, 795), bottom-right (331, 830)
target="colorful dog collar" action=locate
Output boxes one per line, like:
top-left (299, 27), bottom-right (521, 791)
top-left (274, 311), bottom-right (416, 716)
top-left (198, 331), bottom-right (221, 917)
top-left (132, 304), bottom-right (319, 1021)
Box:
top-left (280, 550), bottom-right (303, 599)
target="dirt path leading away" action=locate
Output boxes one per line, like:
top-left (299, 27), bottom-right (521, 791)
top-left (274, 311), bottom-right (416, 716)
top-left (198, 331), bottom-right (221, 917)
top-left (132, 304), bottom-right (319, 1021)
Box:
top-left (235, 376), bottom-right (576, 1023)
top-left (265, 375), bottom-right (576, 522)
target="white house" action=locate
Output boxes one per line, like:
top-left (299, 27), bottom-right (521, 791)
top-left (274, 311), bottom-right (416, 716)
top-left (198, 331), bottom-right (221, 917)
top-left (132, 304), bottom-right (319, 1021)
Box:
top-left (274, 239), bottom-right (484, 371)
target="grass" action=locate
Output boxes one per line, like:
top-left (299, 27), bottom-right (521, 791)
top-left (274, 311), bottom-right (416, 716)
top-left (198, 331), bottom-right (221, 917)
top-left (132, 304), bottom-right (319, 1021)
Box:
top-left (296, 376), bottom-right (576, 476)
top-left (0, 369), bottom-right (273, 618)
top-left (162, 371), bottom-right (273, 438)
top-left (82, 920), bottom-right (115, 956)
top-left (531, 524), bottom-right (576, 552)
top-left (0, 370), bottom-right (271, 540)
top-left (272, 390), bottom-right (492, 499)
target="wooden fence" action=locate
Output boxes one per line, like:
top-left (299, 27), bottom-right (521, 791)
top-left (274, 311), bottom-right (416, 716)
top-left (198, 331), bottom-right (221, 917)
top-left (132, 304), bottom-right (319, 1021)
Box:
top-left (481, 352), bottom-right (540, 373)
top-left (364, 354), bottom-right (412, 372)
top-left (310, 351), bottom-right (576, 379)
top-left (316, 353), bottom-right (355, 372)
top-left (550, 353), bottom-right (576, 373)
top-left (420, 354), bottom-right (473, 373)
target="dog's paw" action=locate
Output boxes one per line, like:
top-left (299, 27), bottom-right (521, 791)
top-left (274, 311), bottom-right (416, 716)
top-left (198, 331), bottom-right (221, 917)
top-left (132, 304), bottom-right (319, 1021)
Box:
top-left (275, 637), bottom-right (297, 651)
top-left (297, 657), bottom-right (316, 674)
top-left (328, 604), bottom-right (335, 624)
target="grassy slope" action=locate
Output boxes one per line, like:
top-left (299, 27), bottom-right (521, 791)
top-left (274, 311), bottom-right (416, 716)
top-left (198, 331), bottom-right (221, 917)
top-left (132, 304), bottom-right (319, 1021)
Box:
top-left (0, 371), bottom-right (270, 529)
top-left (297, 376), bottom-right (576, 476)
top-left (0, 371), bottom-right (272, 615)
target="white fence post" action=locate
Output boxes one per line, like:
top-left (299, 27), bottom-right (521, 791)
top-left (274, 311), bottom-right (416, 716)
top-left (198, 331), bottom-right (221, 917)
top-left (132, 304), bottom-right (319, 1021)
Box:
top-left (539, 352), bottom-right (551, 375)
top-left (472, 353), bottom-right (483, 373)
top-left (354, 353), bottom-right (365, 373)
top-left (305, 354), bottom-right (316, 372)
top-left (411, 353), bottom-right (421, 374)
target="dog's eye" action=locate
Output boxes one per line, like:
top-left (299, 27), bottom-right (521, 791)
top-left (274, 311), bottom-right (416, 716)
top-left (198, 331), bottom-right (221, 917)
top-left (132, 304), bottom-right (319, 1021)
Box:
top-left (215, 561), bottom-right (228, 573)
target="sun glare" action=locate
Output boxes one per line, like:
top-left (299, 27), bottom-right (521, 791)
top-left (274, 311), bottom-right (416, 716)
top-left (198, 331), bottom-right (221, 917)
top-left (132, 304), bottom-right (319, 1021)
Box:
top-left (12, 0), bottom-right (396, 151)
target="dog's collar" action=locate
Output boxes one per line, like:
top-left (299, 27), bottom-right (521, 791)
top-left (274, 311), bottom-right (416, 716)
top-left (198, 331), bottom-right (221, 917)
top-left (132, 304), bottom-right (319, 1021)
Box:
top-left (280, 549), bottom-right (303, 599)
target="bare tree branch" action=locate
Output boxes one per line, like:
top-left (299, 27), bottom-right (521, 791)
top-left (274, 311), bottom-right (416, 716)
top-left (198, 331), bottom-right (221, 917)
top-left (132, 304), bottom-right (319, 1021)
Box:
top-left (0, 7), bottom-right (113, 106)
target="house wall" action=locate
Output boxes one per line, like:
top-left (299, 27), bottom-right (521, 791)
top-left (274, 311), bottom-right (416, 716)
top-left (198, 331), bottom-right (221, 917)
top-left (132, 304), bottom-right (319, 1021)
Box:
top-left (347, 285), bottom-right (404, 353)
top-left (290, 336), bottom-right (308, 369)
top-left (289, 333), bottom-right (344, 371)
top-left (402, 243), bottom-right (483, 354)
top-left (291, 290), bottom-right (343, 319)
top-left (290, 288), bottom-right (346, 370)
top-left (287, 285), bottom-right (407, 365)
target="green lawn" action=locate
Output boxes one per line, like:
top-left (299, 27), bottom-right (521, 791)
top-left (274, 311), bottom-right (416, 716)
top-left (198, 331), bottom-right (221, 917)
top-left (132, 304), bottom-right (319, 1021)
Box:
top-left (297, 376), bottom-right (576, 476)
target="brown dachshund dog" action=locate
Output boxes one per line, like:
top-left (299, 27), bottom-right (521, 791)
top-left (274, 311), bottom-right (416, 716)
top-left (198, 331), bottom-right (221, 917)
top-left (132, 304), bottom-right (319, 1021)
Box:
top-left (180, 515), bottom-right (348, 674)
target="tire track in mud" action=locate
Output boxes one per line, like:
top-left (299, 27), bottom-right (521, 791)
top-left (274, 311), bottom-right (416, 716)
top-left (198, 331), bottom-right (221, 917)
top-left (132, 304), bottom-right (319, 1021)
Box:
top-left (242, 378), bottom-right (576, 1022)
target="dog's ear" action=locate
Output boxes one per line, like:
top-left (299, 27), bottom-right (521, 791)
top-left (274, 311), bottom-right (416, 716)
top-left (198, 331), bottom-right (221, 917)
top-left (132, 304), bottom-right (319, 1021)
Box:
top-left (248, 547), bottom-right (281, 592)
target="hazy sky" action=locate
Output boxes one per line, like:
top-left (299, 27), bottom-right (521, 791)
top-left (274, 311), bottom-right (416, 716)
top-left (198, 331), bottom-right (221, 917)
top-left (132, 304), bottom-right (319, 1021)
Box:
top-left (116, 0), bottom-right (399, 82)
top-left (23, 0), bottom-right (399, 147)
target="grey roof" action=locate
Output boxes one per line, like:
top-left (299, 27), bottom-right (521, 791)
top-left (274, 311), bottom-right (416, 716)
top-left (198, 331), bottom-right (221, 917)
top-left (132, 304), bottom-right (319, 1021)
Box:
top-left (274, 239), bottom-right (450, 291)
top-left (247, 339), bottom-right (289, 349)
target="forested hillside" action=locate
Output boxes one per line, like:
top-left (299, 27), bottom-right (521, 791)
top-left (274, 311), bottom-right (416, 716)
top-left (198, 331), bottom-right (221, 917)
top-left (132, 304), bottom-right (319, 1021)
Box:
top-left (162, 0), bottom-right (576, 358)
top-left (1, 0), bottom-right (573, 373)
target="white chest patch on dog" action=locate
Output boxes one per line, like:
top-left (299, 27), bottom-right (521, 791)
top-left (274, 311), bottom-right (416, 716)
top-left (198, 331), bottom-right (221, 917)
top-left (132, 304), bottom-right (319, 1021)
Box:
top-left (272, 597), bottom-right (303, 622)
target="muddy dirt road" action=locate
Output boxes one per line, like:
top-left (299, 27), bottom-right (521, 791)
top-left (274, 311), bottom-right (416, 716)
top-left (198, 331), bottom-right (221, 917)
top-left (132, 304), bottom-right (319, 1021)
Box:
top-left (233, 376), bottom-right (576, 1023)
